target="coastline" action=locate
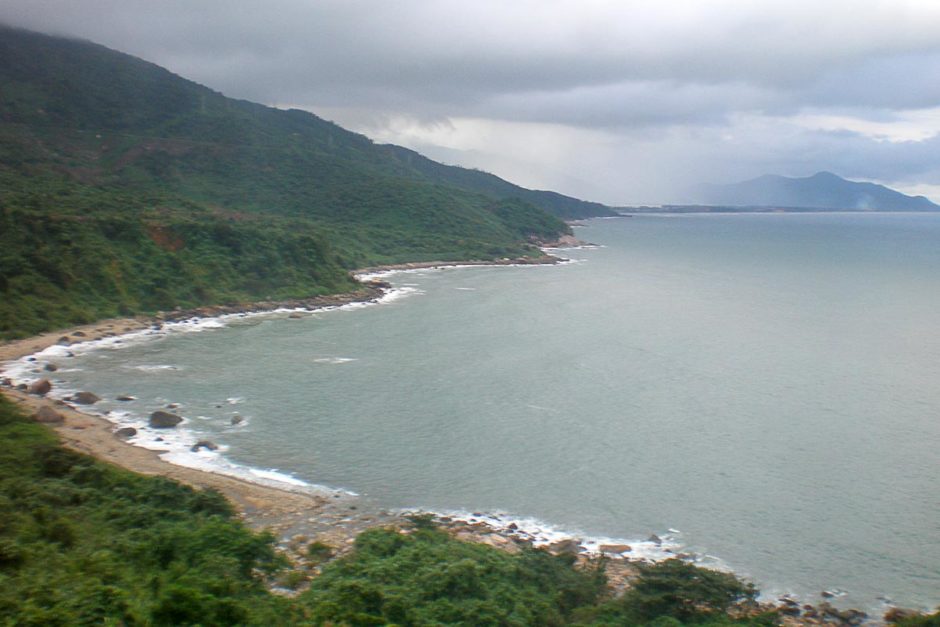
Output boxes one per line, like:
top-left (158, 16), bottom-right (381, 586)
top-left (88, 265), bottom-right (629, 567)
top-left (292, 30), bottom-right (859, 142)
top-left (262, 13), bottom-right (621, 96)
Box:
top-left (0, 255), bottom-right (891, 621)
top-left (0, 256), bottom-right (569, 559)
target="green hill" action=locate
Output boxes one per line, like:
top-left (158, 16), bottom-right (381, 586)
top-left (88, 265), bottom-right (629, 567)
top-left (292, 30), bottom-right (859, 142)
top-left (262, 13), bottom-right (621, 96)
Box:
top-left (0, 25), bottom-right (610, 339)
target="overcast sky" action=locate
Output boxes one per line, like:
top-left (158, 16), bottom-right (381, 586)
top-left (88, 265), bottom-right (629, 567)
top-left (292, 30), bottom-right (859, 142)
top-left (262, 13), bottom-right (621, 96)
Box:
top-left (3, 0), bottom-right (940, 204)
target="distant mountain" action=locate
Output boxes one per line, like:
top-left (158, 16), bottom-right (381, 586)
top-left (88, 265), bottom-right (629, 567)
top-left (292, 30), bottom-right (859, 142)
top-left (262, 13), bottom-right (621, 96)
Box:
top-left (698, 172), bottom-right (940, 211)
top-left (0, 25), bottom-right (613, 338)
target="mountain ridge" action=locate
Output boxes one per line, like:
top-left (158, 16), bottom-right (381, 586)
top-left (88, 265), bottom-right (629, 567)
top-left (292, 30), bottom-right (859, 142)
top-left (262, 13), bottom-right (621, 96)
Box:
top-left (697, 171), bottom-right (939, 211)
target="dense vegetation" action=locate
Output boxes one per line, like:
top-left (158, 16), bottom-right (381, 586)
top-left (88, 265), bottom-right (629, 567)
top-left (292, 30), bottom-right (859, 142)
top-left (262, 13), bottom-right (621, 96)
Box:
top-left (0, 395), bottom-right (297, 625)
top-left (0, 25), bottom-right (621, 339)
top-left (302, 523), bottom-right (768, 626)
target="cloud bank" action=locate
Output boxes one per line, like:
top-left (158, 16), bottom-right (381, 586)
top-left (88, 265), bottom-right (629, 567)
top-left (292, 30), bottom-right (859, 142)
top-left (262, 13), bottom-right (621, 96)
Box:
top-left (3, 0), bottom-right (940, 203)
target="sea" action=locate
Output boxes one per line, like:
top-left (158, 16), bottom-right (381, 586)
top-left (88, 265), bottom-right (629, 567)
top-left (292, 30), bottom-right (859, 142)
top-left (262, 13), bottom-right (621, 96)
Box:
top-left (8, 212), bottom-right (940, 612)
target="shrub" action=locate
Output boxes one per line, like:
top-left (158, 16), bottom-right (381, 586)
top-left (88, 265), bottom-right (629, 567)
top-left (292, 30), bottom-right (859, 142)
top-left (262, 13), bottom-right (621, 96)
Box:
top-left (621, 559), bottom-right (758, 622)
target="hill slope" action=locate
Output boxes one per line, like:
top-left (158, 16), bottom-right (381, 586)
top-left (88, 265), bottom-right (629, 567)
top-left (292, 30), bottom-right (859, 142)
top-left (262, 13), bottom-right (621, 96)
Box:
top-left (0, 25), bottom-right (606, 339)
top-left (698, 172), bottom-right (939, 211)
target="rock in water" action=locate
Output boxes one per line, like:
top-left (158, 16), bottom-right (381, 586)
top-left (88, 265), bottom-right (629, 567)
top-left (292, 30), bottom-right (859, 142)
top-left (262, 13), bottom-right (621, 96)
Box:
top-left (190, 440), bottom-right (219, 452)
top-left (43, 363), bottom-right (58, 372)
top-left (34, 406), bottom-right (64, 424)
top-left (28, 379), bottom-right (52, 395)
top-left (149, 410), bottom-right (183, 428)
top-left (114, 427), bottom-right (137, 438)
top-left (231, 414), bottom-right (244, 425)
top-left (71, 391), bottom-right (100, 405)
top-left (116, 395), bottom-right (136, 401)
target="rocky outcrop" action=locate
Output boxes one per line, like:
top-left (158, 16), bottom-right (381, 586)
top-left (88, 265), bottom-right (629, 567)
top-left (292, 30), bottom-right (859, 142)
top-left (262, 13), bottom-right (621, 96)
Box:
top-left (599, 544), bottom-right (632, 555)
top-left (28, 379), bottom-right (52, 395)
top-left (547, 538), bottom-right (582, 555)
top-left (34, 406), bottom-right (64, 424)
top-left (801, 602), bottom-right (866, 625)
top-left (149, 410), bottom-right (183, 428)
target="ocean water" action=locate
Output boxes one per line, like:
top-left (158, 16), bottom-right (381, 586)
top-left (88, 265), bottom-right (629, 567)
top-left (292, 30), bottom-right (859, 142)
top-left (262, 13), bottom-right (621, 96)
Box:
top-left (12, 213), bottom-right (940, 611)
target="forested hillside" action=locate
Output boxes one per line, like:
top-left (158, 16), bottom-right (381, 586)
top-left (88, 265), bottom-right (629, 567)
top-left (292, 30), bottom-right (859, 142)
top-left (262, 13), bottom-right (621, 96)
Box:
top-left (0, 25), bottom-right (611, 339)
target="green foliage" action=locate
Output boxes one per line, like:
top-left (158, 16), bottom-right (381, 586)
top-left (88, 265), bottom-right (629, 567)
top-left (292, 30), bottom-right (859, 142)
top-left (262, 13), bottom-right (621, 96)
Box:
top-left (306, 541), bottom-right (334, 563)
top-left (0, 396), bottom-right (297, 625)
top-left (892, 610), bottom-right (940, 627)
top-left (578, 559), bottom-right (760, 625)
top-left (301, 526), bottom-right (607, 626)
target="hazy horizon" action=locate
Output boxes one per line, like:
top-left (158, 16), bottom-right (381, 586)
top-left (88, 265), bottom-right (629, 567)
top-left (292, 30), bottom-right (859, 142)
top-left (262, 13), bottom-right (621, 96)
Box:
top-left (4, 1), bottom-right (940, 205)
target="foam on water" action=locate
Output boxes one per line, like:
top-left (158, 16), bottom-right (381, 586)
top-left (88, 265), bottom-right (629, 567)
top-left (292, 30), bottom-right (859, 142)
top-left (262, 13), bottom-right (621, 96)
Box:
top-left (312, 357), bottom-right (358, 364)
top-left (407, 508), bottom-right (718, 566)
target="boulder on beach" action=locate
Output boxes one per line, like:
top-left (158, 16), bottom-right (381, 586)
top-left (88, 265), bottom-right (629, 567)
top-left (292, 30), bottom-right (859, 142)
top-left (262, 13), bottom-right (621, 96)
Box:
top-left (114, 427), bottom-right (137, 438)
top-left (34, 406), bottom-right (64, 424)
top-left (190, 440), bottom-right (218, 452)
top-left (599, 544), bottom-right (632, 555)
top-left (547, 538), bottom-right (582, 555)
top-left (149, 410), bottom-right (183, 428)
top-left (70, 391), bottom-right (100, 405)
top-left (72, 330), bottom-right (86, 337)
top-left (28, 379), bottom-right (52, 395)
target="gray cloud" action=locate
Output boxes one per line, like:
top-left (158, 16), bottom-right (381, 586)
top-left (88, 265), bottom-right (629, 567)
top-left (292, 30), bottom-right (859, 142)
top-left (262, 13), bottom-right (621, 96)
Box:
top-left (2, 0), bottom-right (940, 202)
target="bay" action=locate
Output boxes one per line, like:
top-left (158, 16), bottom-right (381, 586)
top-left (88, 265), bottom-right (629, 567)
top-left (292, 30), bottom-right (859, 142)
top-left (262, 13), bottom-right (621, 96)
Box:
top-left (48, 212), bottom-right (940, 611)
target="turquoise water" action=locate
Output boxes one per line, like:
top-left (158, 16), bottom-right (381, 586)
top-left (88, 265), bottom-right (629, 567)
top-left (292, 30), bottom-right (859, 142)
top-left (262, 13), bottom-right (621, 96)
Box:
top-left (29, 213), bottom-right (940, 611)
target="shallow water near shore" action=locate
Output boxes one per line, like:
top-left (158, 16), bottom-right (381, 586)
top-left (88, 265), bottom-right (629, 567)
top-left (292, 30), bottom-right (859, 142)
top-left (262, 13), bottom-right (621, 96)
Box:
top-left (16, 213), bottom-right (940, 612)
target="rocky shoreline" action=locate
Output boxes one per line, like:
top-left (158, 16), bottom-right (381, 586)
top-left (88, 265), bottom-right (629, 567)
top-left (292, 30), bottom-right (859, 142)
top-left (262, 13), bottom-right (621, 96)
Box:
top-left (354, 252), bottom-right (562, 277)
top-left (0, 259), bottom-right (921, 624)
